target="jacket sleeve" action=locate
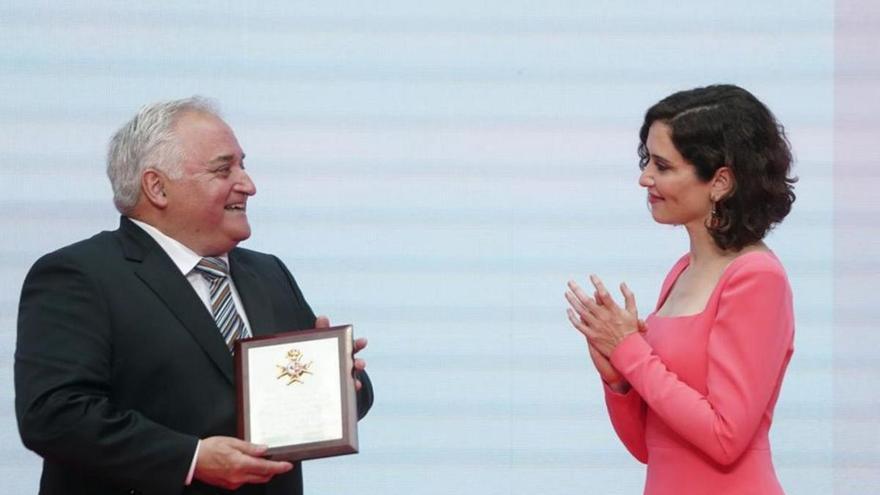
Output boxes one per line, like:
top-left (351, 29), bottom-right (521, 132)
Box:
top-left (603, 383), bottom-right (649, 463)
top-left (15, 251), bottom-right (197, 495)
top-left (609, 264), bottom-right (794, 465)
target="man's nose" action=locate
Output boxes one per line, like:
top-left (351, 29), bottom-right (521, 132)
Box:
top-left (236, 169), bottom-right (257, 196)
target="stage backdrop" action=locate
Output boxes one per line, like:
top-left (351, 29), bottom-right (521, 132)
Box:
top-left (1, 1), bottom-right (869, 493)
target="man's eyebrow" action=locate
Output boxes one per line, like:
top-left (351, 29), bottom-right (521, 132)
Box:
top-left (208, 153), bottom-right (241, 165)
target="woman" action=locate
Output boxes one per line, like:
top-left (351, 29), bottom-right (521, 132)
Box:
top-left (565, 84), bottom-right (796, 494)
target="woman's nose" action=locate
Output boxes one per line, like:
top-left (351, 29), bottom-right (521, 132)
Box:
top-left (638, 169), bottom-right (653, 187)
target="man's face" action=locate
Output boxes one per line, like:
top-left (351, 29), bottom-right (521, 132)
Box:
top-left (163, 111), bottom-right (256, 256)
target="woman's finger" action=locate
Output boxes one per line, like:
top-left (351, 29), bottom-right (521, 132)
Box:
top-left (580, 297), bottom-right (604, 328)
top-left (565, 290), bottom-right (591, 319)
top-left (567, 280), bottom-right (595, 307)
top-left (567, 308), bottom-right (594, 338)
top-left (621, 282), bottom-right (638, 317)
top-left (590, 274), bottom-right (619, 309)
top-left (582, 293), bottom-right (603, 315)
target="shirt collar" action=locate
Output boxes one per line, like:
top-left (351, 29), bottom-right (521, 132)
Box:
top-left (128, 218), bottom-right (229, 276)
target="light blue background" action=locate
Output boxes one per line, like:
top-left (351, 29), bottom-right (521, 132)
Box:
top-left (2, 1), bottom-right (867, 493)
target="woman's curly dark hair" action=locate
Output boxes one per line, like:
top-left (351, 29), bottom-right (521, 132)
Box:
top-left (637, 84), bottom-right (797, 251)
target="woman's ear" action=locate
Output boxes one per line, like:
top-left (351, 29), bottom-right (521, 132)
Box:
top-left (711, 166), bottom-right (735, 201)
top-left (141, 169), bottom-right (169, 208)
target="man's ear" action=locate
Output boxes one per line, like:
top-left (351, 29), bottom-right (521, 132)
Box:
top-left (711, 166), bottom-right (735, 201)
top-left (141, 169), bottom-right (169, 208)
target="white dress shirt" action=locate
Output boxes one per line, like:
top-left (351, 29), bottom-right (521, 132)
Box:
top-left (129, 218), bottom-right (253, 335)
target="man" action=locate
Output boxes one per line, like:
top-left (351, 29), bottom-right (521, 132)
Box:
top-left (15, 97), bottom-right (373, 495)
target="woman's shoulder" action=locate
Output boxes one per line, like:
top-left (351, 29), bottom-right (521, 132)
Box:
top-left (727, 250), bottom-right (786, 276)
top-left (719, 250), bottom-right (790, 295)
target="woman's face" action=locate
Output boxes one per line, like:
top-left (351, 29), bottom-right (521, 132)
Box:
top-left (639, 121), bottom-right (714, 227)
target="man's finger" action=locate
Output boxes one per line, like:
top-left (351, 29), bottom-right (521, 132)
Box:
top-left (354, 358), bottom-right (366, 371)
top-left (237, 455), bottom-right (292, 475)
top-left (353, 337), bottom-right (368, 353)
top-left (256, 460), bottom-right (293, 476)
top-left (315, 315), bottom-right (330, 328)
top-left (238, 461), bottom-right (292, 486)
top-left (227, 438), bottom-right (269, 457)
top-left (243, 474), bottom-right (274, 485)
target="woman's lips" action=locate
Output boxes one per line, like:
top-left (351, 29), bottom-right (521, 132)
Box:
top-left (648, 194), bottom-right (663, 204)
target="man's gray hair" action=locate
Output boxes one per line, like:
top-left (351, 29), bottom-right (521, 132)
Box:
top-left (107, 96), bottom-right (221, 214)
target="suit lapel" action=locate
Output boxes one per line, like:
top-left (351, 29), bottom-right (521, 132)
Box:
top-left (229, 249), bottom-right (277, 338)
top-left (119, 218), bottom-right (234, 384)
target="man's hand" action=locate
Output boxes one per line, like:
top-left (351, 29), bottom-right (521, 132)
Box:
top-left (194, 436), bottom-right (292, 490)
top-left (353, 337), bottom-right (368, 391)
top-left (315, 315), bottom-right (368, 391)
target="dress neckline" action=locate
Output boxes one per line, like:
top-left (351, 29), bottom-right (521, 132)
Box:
top-left (651, 250), bottom-right (776, 320)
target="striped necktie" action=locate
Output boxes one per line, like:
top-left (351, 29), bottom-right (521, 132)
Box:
top-left (194, 257), bottom-right (249, 352)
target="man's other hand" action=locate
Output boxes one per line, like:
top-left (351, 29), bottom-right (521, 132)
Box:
top-left (194, 436), bottom-right (292, 490)
top-left (316, 315), bottom-right (368, 391)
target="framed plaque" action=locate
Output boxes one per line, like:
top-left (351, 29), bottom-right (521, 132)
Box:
top-left (234, 325), bottom-right (358, 462)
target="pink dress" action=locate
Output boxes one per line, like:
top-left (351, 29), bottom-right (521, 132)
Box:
top-left (605, 251), bottom-right (794, 495)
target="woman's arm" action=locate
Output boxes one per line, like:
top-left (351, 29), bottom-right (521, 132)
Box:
top-left (567, 284), bottom-right (648, 462)
top-left (610, 264), bottom-right (794, 465)
top-left (604, 382), bottom-right (649, 463)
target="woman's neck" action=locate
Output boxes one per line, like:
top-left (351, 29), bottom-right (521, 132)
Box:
top-left (685, 223), bottom-right (766, 268)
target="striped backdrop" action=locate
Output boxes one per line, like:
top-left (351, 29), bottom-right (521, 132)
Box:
top-left (1, 1), bottom-right (874, 493)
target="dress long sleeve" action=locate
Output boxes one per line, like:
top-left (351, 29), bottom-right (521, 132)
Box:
top-left (604, 383), bottom-right (649, 463)
top-left (609, 258), bottom-right (794, 466)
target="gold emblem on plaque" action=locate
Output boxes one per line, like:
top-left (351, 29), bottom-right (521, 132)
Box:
top-left (276, 348), bottom-right (313, 385)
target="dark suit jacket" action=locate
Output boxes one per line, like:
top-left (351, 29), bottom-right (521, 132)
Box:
top-left (15, 217), bottom-right (373, 495)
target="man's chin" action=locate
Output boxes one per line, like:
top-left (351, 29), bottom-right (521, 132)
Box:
top-left (231, 225), bottom-right (252, 243)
